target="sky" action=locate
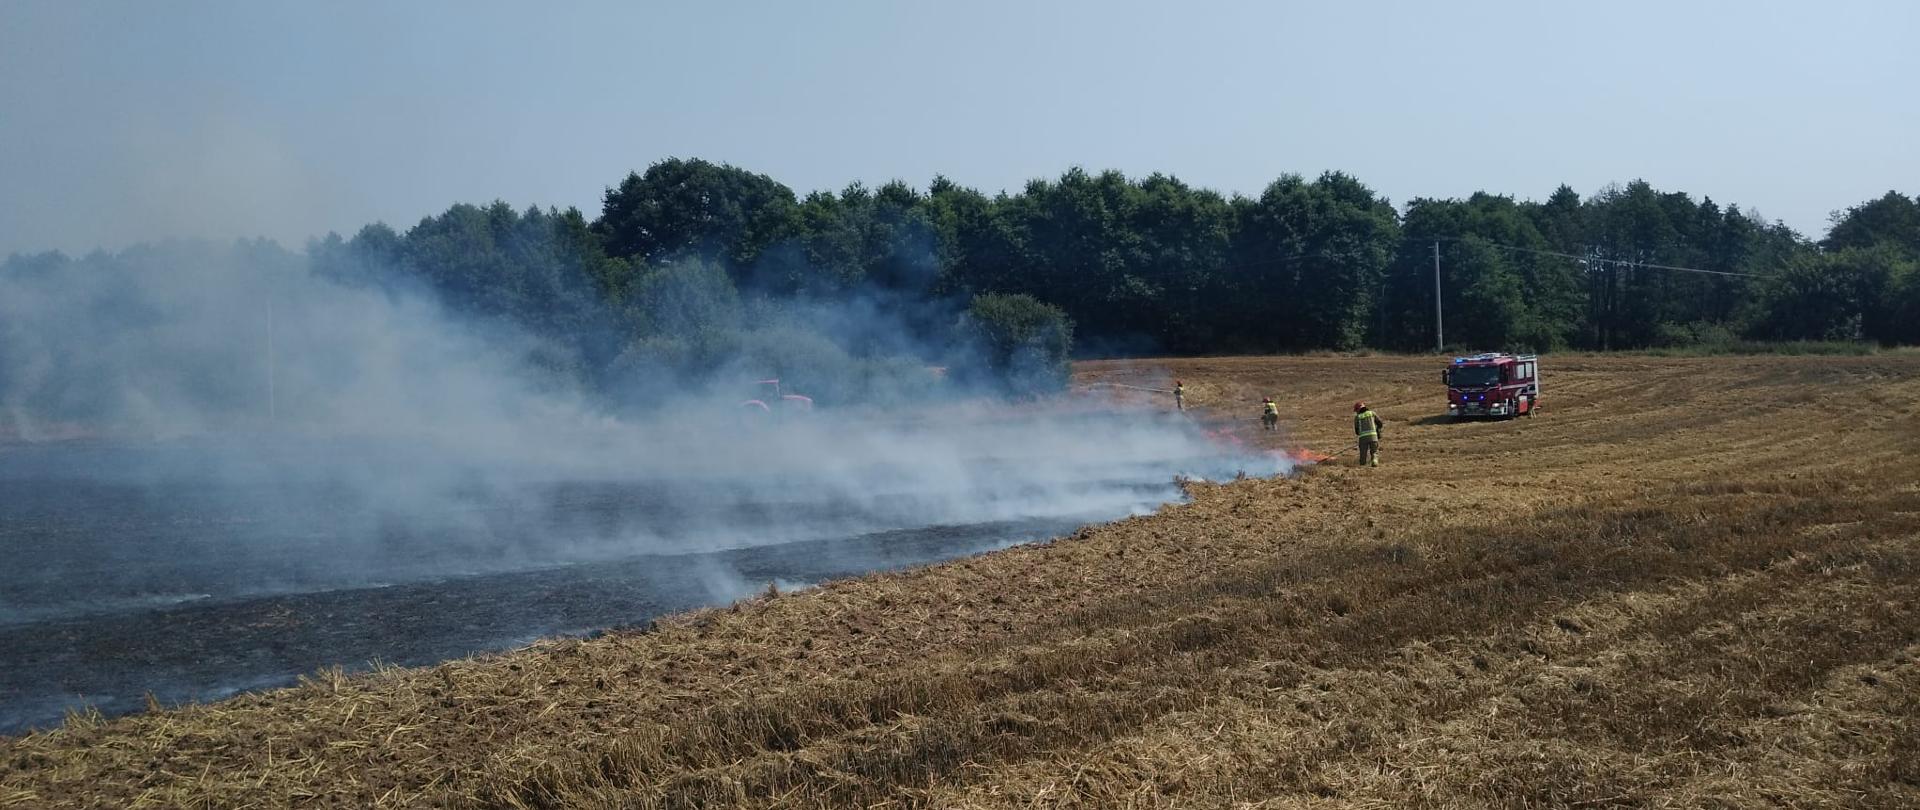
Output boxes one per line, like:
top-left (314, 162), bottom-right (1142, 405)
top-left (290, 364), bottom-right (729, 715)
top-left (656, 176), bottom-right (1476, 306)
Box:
top-left (1, 0), bottom-right (1914, 257)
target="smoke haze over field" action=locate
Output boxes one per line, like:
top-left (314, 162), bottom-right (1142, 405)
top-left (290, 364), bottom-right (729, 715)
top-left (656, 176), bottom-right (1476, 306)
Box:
top-left (0, 240), bottom-right (1287, 624)
top-left (0, 237), bottom-right (1286, 729)
top-left (0, 241), bottom-right (544, 441)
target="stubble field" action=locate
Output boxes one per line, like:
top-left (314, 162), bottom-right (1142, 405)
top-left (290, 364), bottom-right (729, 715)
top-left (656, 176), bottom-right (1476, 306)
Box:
top-left (4, 353), bottom-right (1919, 808)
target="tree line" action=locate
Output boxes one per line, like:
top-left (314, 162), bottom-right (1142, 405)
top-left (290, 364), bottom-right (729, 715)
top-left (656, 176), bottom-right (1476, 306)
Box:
top-left (16, 159), bottom-right (1914, 407)
top-left (324, 160), bottom-right (1917, 361)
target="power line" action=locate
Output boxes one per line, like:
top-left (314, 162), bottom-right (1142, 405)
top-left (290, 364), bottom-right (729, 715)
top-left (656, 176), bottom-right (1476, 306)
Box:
top-left (1437, 237), bottom-right (1762, 278)
top-left (1173, 238), bottom-right (1762, 280)
top-left (1104, 236), bottom-right (1764, 285)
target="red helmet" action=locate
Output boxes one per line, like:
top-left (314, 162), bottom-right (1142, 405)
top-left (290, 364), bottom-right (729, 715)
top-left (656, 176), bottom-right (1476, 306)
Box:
top-left (1354, 401), bottom-right (1367, 412)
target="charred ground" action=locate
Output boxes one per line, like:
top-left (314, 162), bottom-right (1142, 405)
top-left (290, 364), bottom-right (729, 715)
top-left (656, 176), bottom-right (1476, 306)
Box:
top-left (4, 354), bottom-right (1919, 808)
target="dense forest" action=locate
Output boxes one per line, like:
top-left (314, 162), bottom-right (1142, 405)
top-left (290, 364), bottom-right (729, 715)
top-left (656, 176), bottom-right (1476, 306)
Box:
top-left (7, 159), bottom-right (1920, 410)
top-left (314, 160), bottom-right (1918, 358)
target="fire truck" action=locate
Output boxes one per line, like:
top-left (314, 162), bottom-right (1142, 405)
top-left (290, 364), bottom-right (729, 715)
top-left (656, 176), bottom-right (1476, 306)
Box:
top-left (1443, 353), bottom-right (1540, 419)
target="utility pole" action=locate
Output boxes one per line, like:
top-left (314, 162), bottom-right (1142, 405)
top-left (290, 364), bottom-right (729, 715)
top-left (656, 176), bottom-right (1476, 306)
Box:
top-left (1432, 241), bottom-right (1444, 353)
top-left (266, 294), bottom-right (276, 424)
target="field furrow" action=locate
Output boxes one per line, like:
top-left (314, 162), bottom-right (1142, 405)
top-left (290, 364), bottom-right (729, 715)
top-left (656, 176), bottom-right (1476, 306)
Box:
top-left (4, 354), bottom-right (1918, 808)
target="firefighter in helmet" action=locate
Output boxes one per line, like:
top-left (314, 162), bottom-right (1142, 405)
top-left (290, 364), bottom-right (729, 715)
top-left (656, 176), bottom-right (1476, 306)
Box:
top-left (1261, 397), bottom-right (1279, 431)
top-left (1173, 380), bottom-right (1186, 411)
top-left (1354, 401), bottom-right (1384, 467)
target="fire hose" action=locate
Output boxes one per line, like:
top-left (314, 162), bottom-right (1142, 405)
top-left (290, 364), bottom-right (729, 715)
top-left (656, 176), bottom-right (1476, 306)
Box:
top-left (1077, 383), bottom-right (1370, 464)
top-left (1079, 382), bottom-right (1175, 394)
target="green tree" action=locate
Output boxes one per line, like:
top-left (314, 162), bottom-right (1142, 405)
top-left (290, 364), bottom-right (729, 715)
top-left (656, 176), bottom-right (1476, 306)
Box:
top-left (1384, 194), bottom-right (1573, 351)
top-left (920, 175), bottom-right (1002, 295)
top-left (1823, 191), bottom-right (1920, 254)
top-left (442, 206), bottom-right (601, 323)
top-left (791, 180), bottom-right (938, 293)
top-left (1885, 255), bottom-right (1920, 345)
top-left (1227, 172), bottom-right (1397, 350)
top-left (1006, 169), bottom-right (1138, 343)
top-left (1122, 174), bottom-right (1234, 352)
top-left (1749, 249), bottom-right (1896, 341)
top-left (593, 158), bottom-right (800, 273)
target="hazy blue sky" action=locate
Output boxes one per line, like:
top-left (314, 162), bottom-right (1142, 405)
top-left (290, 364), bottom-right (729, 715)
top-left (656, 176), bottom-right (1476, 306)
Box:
top-left (2, 1), bottom-right (1913, 256)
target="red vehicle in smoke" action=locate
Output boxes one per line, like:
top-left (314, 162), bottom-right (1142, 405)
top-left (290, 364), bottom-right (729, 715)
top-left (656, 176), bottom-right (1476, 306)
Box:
top-left (741, 379), bottom-right (813, 416)
top-left (1443, 353), bottom-right (1540, 419)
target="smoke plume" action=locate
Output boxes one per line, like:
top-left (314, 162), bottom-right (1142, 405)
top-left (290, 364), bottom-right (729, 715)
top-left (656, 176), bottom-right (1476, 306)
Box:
top-left (0, 239), bottom-right (1286, 628)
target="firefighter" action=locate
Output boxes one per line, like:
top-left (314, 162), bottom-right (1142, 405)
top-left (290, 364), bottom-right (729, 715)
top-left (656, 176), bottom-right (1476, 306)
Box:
top-left (1354, 401), bottom-right (1384, 467)
top-left (1261, 397), bottom-right (1279, 431)
top-left (1174, 380), bottom-right (1186, 411)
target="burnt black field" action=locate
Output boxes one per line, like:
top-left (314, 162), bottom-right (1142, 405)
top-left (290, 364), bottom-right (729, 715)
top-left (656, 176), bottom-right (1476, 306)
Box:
top-left (0, 433), bottom-right (1223, 734)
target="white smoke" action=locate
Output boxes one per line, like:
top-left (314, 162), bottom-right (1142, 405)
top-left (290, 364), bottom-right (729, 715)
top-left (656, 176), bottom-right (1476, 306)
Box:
top-left (0, 240), bottom-right (1287, 626)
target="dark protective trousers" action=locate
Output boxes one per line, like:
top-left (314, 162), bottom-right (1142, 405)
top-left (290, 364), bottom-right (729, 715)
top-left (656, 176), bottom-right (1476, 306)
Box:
top-left (1358, 437), bottom-right (1380, 467)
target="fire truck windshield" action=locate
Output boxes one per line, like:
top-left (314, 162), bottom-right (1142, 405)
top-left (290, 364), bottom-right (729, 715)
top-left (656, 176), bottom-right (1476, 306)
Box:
top-left (1449, 365), bottom-right (1502, 387)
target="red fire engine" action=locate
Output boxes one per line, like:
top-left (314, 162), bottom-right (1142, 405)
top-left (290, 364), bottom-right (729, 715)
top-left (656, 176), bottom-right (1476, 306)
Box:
top-left (1443, 353), bottom-right (1540, 419)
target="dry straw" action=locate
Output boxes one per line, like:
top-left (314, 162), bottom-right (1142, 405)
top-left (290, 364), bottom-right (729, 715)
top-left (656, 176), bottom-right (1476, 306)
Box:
top-left (3, 355), bottom-right (1918, 808)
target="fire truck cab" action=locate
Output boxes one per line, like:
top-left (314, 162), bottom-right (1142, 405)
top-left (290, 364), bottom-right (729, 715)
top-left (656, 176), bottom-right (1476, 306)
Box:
top-left (1443, 353), bottom-right (1540, 419)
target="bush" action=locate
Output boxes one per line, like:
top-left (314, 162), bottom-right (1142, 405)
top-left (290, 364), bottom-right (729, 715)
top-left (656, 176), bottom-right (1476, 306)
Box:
top-left (952, 293), bottom-right (1075, 397)
top-left (1649, 321), bottom-right (1739, 351)
top-left (1651, 322), bottom-right (1696, 349)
